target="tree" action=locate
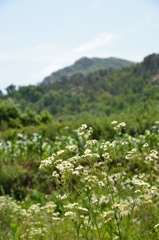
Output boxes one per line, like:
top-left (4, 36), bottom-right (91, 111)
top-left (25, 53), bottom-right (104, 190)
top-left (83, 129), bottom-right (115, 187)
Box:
top-left (5, 84), bottom-right (16, 95)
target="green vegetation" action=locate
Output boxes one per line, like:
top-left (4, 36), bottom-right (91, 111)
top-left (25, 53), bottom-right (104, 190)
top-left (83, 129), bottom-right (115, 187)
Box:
top-left (0, 54), bottom-right (159, 139)
top-left (1, 122), bottom-right (159, 239)
top-left (42, 56), bottom-right (135, 84)
top-left (0, 53), bottom-right (159, 239)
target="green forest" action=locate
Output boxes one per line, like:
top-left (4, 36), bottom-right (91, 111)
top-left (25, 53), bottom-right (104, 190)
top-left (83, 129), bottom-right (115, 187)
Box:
top-left (1, 53), bottom-right (159, 239)
top-left (0, 53), bottom-right (159, 138)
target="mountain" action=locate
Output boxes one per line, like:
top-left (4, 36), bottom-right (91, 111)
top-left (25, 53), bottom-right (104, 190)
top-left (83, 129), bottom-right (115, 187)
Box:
top-left (41, 56), bottom-right (135, 85)
top-left (37, 53), bottom-right (159, 135)
top-left (1, 53), bottom-right (159, 136)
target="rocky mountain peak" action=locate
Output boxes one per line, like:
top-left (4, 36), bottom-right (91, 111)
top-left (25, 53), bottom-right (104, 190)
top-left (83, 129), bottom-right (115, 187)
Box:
top-left (135, 53), bottom-right (159, 76)
top-left (143, 53), bottom-right (159, 69)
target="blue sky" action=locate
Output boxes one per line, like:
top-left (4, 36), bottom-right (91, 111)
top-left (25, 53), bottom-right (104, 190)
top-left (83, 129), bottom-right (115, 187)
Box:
top-left (0, 0), bottom-right (159, 92)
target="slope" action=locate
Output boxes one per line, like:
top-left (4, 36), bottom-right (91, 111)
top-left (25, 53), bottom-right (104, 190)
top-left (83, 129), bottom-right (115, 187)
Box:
top-left (42, 56), bottom-right (135, 85)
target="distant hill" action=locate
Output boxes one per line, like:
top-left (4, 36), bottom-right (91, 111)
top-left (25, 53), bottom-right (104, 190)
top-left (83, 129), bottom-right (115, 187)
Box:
top-left (1, 54), bottom-right (159, 116)
top-left (41, 56), bottom-right (135, 85)
top-left (1, 53), bottom-right (159, 134)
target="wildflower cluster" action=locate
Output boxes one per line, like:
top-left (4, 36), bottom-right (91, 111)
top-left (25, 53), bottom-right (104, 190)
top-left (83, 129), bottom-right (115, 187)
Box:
top-left (38, 122), bottom-right (159, 239)
top-left (111, 120), bottom-right (126, 134)
top-left (1, 121), bottom-right (159, 240)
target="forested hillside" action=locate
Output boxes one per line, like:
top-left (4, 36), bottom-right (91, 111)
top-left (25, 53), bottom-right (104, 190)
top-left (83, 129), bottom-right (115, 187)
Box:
top-left (0, 53), bottom-right (159, 138)
top-left (42, 56), bottom-right (135, 85)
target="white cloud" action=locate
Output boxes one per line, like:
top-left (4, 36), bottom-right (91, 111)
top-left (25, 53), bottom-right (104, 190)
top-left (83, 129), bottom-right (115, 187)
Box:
top-left (32, 63), bottom-right (62, 80)
top-left (75, 33), bottom-right (114, 53)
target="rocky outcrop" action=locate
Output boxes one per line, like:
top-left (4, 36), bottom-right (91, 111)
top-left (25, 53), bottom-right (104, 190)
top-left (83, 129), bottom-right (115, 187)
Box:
top-left (143, 53), bottom-right (159, 69)
top-left (135, 53), bottom-right (159, 76)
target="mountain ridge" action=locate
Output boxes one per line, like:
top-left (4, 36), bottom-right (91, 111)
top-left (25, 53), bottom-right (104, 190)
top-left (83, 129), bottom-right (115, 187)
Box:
top-left (1, 52), bottom-right (159, 133)
top-left (41, 56), bottom-right (135, 85)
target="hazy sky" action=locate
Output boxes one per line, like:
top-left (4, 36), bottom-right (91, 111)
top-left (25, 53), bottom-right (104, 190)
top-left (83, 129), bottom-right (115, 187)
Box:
top-left (0, 0), bottom-right (159, 92)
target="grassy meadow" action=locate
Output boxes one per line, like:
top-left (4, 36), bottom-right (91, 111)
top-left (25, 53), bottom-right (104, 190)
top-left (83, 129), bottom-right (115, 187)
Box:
top-left (1, 121), bottom-right (159, 240)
